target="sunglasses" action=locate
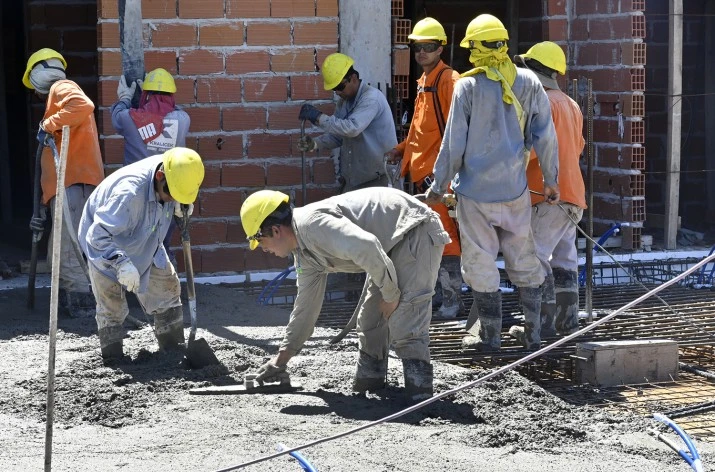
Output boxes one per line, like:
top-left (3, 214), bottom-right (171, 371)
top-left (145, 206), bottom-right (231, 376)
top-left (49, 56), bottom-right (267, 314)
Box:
top-left (332, 77), bottom-right (349, 92)
top-left (412, 42), bottom-right (441, 53)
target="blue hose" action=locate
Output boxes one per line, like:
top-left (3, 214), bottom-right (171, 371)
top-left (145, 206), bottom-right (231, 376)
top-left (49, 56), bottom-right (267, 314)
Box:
top-left (257, 266), bottom-right (295, 305)
top-left (653, 413), bottom-right (704, 472)
top-left (579, 224), bottom-right (621, 287)
top-left (277, 443), bottom-right (318, 471)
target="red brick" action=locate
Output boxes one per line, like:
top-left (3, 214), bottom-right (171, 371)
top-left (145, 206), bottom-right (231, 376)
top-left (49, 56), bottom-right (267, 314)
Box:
top-left (245, 248), bottom-right (285, 271)
top-left (222, 163), bottom-right (266, 186)
top-left (294, 20), bottom-right (338, 45)
top-left (545, 19), bottom-right (567, 41)
top-left (152, 23), bottom-right (197, 47)
top-left (197, 78), bottom-right (242, 103)
top-left (145, 50), bottom-right (178, 73)
top-left (199, 189), bottom-right (245, 218)
top-left (223, 107), bottom-right (267, 131)
top-left (142, 0), bottom-right (177, 19)
top-left (303, 187), bottom-right (338, 206)
top-left (227, 221), bottom-right (247, 243)
top-left (174, 78), bottom-right (196, 105)
top-left (184, 136), bottom-right (200, 152)
top-left (198, 135), bottom-right (244, 160)
top-left (185, 106), bottom-right (221, 131)
top-left (246, 21), bottom-right (291, 46)
top-left (267, 163), bottom-right (308, 186)
top-left (227, 0), bottom-right (270, 18)
top-left (316, 0), bottom-right (338, 17)
top-left (577, 42), bottom-right (620, 66)
top-left (575, 0), bottom-right (618, 15)
top-left (190, 220), bottom-right (228, 245)
top-left (546, 0), bottom-right (567, 16)
top-left (271, 49), bottom-right (316, 73)
top-left (99, 50), bottom-right (122, 75)
top-left (244, 76), bottom-right (288, 102)
top-left (98, 109), bottom-right (114, 135)
top-left (178, 49), bottom-right (224, 75)
top-left (291, 75), bottom-right (332, 100)
top-left (571, 19), bottom-right (589, 41)
top-left (267, 104), bottom-right (302, 129)
top-left (98, 0), bottom-right (119, 19)
top-left (587, 17), bottom-right (633, 40)
top-left (178, 0), bottom-right (224, 19)
top-left (173, 247), bottom-right (202, 273)
top-left (98, 79), bottom-right (118, 107)
top-left (316, 47), bottom-right (338, 68)
top-left (226, 50), bottom-right (270, 74)
top-left (101, 137), bottom-right (125, 165)
top-left (313, 159), bottom-right (336, 184)
top-left (98, 22), bottom-right (120, 48)
top-left (29, 29), bottom-right (62, 53)
top-left (202, 247), bottom-right (246, 273)
top-left (247, 133), bottom-right (291, 158)
top-left (203, 164), bottom-right (222, 188)
top-left (200, 23), bottom-right (244, 46)
top-left (271, 0), bottom-right (315, 17)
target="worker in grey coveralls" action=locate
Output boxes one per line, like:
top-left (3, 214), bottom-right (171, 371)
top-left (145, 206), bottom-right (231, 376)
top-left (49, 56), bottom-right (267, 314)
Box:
top-left (78, 147), bottom-right (204, 363)
top-left (424, 14), bottom-right (560, 351)
top-left (241, 187), bottom-right (450, 401)
top-left (297, 53), bottom-right (397, 192)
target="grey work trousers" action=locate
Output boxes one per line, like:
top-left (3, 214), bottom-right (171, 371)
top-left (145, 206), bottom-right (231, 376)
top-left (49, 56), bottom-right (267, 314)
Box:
top-left (355, 215), bottom-right (447, 362)
top-left (531, 201), bottom-right (583, 274)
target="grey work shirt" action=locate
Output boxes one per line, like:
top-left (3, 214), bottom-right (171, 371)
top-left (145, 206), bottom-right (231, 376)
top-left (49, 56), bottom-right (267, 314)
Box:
top-left (314, 81), bottom-right (397, 189)
top-left (111, 98), bottom-right (190, 166)
top-left (280, 187), bottom-right (438, 355)
top-left (431, 68), bottom-right (558, 203)
top-left (78, 154), bottom-right (175, 292)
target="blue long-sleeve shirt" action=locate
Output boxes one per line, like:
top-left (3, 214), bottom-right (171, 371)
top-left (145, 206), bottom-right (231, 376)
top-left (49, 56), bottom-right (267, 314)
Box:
top-left (78, 155), bottom-right (175, 291)
top-left (431, 68), bottom-right (558, 203)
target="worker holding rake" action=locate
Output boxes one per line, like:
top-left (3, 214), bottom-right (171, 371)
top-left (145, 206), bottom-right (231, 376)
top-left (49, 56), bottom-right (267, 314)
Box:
top-left (240, 187), bottom-right (450, 401)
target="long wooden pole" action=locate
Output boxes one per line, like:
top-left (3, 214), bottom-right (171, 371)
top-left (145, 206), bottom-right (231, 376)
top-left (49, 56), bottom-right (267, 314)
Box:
top-left (665, 0), bottom-right (683, 249)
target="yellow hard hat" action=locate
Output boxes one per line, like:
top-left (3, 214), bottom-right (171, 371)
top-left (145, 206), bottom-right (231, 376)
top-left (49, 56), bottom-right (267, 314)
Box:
top-left (460, 14), bottom-right (509, 48)
top-left (142, 68), bottom-right (176, 93)
top-left (321, 53), bottom-right (354, 90)
top-left (22, 48), bottom-right (67, 89)
top-left (516, 41), bottom-right (567, 75)
top-left (162, 147), bottom-right (204, 204)
top-left (408, 17), bottom-right (447, 45)
top-left (240, 190), bottom-right (290, 250)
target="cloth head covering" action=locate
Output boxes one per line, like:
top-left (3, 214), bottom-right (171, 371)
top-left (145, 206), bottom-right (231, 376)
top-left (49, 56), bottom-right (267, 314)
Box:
top-left (29, 58), bottom-right (66, 94)
top-left (128, 91), bottom-right (176, 144)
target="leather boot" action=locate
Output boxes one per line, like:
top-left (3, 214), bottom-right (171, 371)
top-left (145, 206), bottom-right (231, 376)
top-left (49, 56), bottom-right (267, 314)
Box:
top-left (508, 286), bottom-right (543, 350)
top-left (540, 273), bottom-right (557, 337)
top-left (352, 350), bottom-right (388, 392)
top-left (402, 359), bottom-right (434, 401)
top-left (554, 268), bottom-right (580, 334)
top-left (435, 256), bottom-right (463, 319)
top-left (154, 306), bottom-right (185, 350)
top-left (98, 324), bottom-right (124, 363)
top-left (462, 291), bottom-right (502, 351)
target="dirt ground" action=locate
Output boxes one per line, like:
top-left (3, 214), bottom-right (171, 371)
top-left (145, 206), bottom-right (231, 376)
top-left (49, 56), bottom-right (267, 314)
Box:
top-left (0, 282), bottom-right (710, 471)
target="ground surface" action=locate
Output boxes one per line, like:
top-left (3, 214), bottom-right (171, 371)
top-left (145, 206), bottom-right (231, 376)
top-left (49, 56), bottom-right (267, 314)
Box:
top-left (0, 282), bottom-right (710, 471)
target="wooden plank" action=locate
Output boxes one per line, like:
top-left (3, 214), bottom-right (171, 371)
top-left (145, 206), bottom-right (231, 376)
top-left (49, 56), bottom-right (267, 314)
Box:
top-left (665, 0), bottom-right (683, 249)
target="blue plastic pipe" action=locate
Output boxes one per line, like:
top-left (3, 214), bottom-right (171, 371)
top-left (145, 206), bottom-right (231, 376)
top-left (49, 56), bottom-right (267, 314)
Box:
top-left (653, 413), bottom-right (704, 472)
top-left (579, 223), bottom-right (621, 286)
top-left (277, 443), bottom-right (318, 472)
top-left (257, 266), bottom-right (295, 305)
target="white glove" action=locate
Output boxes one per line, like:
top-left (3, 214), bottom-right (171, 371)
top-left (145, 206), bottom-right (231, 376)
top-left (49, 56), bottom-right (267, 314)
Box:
top-left (254, 360), bottom-right (288, 384)
top-left (174, 203), bottom-right (194, 218)
top-left (117, 76), bottom-right (137, 102)
top-left (116, 259), bottom-right (140, 293)
top-left (136, 78), bottom-right (144, 91)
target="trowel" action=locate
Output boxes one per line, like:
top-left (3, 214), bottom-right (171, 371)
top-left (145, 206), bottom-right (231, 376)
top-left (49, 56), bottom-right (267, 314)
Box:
top-left (189, 372), bottom-right (302, 395)
top-left (177, 205), bottom-right (220, 369)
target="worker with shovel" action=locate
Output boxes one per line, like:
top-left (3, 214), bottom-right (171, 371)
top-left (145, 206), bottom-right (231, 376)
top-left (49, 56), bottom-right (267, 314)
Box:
top-left (22, 48), bottom-right (105, 317)
top-left (384, 18), bottom-right (463, 319)
top-left (240, 187), bottom-right (450, 401)
top-left (78, 147), bottom-right (204, 364)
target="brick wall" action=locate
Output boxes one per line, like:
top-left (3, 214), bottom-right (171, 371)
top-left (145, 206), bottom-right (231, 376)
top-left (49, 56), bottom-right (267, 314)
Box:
top-left (97, 0), bottom-right (340, 273)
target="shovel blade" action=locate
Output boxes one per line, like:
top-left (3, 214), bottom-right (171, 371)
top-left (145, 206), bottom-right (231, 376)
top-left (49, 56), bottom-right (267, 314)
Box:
top-left (184, 337), bottom-right (220, 369)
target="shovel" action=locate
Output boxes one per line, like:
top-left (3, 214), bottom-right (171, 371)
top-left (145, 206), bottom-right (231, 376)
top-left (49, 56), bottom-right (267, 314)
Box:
top-left (177, 205), bottom-right (220, 369)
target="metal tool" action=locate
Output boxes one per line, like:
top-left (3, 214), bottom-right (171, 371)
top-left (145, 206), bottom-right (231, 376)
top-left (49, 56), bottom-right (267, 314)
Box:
top-left (177, 205), bottom-right (220, 369)
top-left (28, 141), bottom-right (45, 309)
top-left (189, 372), bottom-right (302, 395)
top-left (384, 159), bottom-right (401, 189)
top-left (300, 120), bottom-right (307, 204)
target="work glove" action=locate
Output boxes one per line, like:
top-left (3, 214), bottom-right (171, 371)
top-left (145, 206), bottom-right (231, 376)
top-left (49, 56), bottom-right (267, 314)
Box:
top-left (254, 360), bottom-right (287, 384)
top-left (174, 203), bottom-right (194, 218)
top-left (116, 75), bottom-right (137, 103)
top-left (136, 78), bottom-right (144, 91)
top-left (297, 135), bottom-right (316, 152)
top-left (29, 206), bottom-right (48, 233)
top-left (116, 259), bottom-right (140, 293)
top-left (384, 148), bottom-right (402, 165)
top-left (298, 104), bottom-right (322, 125)
top-left (36, 123), bottom-right (52, 146)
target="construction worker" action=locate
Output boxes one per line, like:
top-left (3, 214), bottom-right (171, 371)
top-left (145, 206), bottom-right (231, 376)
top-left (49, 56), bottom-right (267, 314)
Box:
top-left (242, 187), bottom-right (450, 401)
top-left (22, 48), bottom-right (105, 317)
top-left (424, 14), bottom-right (560, 351)
top-left (298, 53), bottom-right (397, 192)
top-left (509, 42), bottom-right (586, 342)
top-left (78, 147), bottom-right (204, 364)
top-left (384, 18), bottom-right (463, 318)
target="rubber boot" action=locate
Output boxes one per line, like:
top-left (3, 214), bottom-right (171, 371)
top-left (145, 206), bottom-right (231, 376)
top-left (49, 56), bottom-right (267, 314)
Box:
top-left (554, 268), bottom-right (580, 334)
top-left (540, 273), bottom-right (557, 337)
top-left (98, 324), bottom-right (124, 363)
top-left (402, 359), bottom-right (434, 401)
top-left (508, 286), bottom-right (543, 350)
top-left (462, 291), bottom-right (502, 351)
top-left (435, 256), bottom-right (463, 319)
top-left (154, 306), bottom-right (185, 350)
top-left (352, 350), bottom-right (388, 392)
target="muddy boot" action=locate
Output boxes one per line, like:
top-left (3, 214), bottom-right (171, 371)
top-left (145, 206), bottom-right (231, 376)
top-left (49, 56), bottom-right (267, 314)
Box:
top-left (352, 350), bottom-right (387, 392)
top-left (154, 306), bottom-right (185, 350)
top-left (402, 359), bottom-right (433, 401)
top-left (508, 286), bottom-right (542, 350)
top-left (540, 273), bottom-right (557, 337)
top-left (435, 256), bottom-right (463, 319)
top-left (98, 324), bottom-right (124, 363)
top-left (462, 291), bottom-right (502, 351)
top-left (554, 268), bottom-right (580, 334)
